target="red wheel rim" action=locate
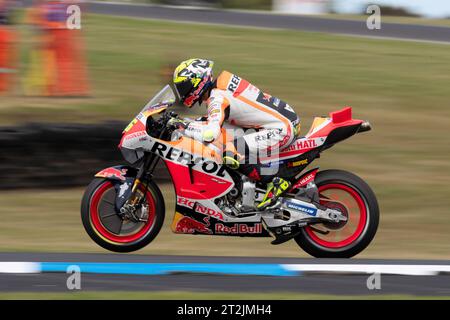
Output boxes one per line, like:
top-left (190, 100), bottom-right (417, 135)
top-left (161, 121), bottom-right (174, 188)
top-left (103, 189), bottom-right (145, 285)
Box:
top-left (305, 183), bottom-right (367, 249)
top-left (89, 181), bottom-right (156, 244)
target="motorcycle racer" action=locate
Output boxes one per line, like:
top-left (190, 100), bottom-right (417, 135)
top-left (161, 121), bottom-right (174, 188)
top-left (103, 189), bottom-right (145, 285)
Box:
top-left (82, 67), bottom-right (378, 255)
top-left (171, 58), bottom-right (301, 209)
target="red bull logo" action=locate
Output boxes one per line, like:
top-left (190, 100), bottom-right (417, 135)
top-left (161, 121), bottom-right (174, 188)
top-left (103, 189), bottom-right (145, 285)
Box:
top-left (95, 167), bottom-right (128, 181)
top-left (175, 216), bottom-right (212, 234)
top-left (215, 223), bottom-right (263, 235)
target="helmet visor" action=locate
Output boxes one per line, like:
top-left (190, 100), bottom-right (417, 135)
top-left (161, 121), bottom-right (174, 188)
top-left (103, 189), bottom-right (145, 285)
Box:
top-left (174, 80), bottom-right (193, 102)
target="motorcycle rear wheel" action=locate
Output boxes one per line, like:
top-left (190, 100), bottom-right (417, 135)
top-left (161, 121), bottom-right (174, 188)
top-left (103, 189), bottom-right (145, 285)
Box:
top-left (294, 169), bottom-right (379, 258)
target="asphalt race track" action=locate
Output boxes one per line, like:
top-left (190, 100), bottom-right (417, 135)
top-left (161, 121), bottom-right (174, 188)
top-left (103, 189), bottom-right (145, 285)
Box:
top-left (1, 253), bottom-right (449, 296)
top-left (85, 2), bottom-right (450, 43)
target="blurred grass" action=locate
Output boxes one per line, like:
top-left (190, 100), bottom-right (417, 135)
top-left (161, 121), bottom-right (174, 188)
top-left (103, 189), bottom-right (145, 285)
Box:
top-left (0, 14), bottom-right (449, 258)
top-left (0, 291), bottom-right (449, 300)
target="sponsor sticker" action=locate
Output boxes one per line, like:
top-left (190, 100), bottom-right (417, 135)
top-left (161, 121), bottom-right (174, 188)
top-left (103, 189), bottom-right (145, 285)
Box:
top-left (209, 109), bottom-right (221, 116)
top-left (149, 141), bottom-right (227, 178)
top-left (285, 201), bottom-right (317, 216)
top-left (288, 159), bottom-right (308, 167)
top-left (177, 197), bottom-right (224, 220)
top-left (175, 216), bottom-right (212, 234)
top-left (95, 168), bottom-right (127, 181)
top-left (215, 223), bottom-right (263, 234)
top-left (123, 130), bottom-right (146, 141)
top-left (227, 74), bottom-right (241, 93)
top-left (284, 137), bottom-right (324, 152)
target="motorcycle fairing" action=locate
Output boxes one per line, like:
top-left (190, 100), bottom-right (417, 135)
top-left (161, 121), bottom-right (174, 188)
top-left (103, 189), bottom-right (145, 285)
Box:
top-left (115, 106), bottom-right (365, 238)
top-left (161, 142), bottom-right (271, 237)
top-left (122, 122), bottom-right (268, 236)
top-left (171, 203), bottom-right (270, 237)
top-left (118, 102), bottom-right (245, 233)
top-left (275, 107), bottom-right (364, 161)
top-left (119, 108), bottom-right (165, 153)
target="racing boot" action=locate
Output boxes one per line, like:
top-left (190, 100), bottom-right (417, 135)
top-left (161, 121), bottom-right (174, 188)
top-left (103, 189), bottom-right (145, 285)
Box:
top-left (257, 177), bottom-right (291, 210)
top-left (223, 151), bottom-right (240, 170)
top-left (222, 142), bottom-right (242, 170)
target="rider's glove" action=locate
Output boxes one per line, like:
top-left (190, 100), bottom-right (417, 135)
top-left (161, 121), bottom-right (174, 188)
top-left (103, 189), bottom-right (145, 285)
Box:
top-left (167, 117), bottom-right (189, 130)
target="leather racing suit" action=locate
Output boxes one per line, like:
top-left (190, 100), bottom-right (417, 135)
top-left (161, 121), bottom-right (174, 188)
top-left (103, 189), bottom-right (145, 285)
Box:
top-left (183, 71), bottom-right (300, 182)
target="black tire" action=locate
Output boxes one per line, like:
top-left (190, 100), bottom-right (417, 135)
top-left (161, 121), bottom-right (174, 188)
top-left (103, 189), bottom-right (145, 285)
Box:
top-left (81, 178), bottom-right (165, 253)
top-left (294, 169), bottom-right (379, 258)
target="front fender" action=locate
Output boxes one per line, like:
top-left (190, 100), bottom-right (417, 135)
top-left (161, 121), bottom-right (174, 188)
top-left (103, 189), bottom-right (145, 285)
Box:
top-left (95, 165), bottom-right (138, 181)
top-left (94, 165), bottom-right (139, 211)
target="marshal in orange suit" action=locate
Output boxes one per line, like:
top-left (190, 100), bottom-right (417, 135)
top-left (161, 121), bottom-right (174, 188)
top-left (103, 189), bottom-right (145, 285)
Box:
top-left (26, 0), bottom-right (89, 96)
top-left (0, 0), bottom-right (16, 94)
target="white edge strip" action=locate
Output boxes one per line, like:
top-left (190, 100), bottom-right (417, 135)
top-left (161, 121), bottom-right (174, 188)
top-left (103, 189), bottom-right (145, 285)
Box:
top-left (1, 262), bottom-right (450, 276)
top-left (282, 264), bottom-right (450, 276)
top-left (0, 262), bottom-right (41, 274)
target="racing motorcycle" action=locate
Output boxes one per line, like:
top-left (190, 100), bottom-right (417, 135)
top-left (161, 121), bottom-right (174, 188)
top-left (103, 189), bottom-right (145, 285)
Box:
top-left (81, 85), bottom-right (379, 258)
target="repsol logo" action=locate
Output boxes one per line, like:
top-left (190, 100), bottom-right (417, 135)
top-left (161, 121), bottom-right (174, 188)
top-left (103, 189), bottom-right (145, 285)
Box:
top-left (227, 75), bottom-right (241, 93)
top-left (254, 129), bottom-right (282, 142)
top-left (150, 141), bottom-right (227, 178)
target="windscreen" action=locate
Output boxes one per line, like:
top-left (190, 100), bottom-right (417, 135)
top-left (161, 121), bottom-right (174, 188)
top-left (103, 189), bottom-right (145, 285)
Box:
top-left (141, 85), bottom-right (176, 113)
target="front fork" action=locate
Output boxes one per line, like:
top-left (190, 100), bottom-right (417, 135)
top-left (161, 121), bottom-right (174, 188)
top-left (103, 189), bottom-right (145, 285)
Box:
top-left (119, 153), bottom-right (160, 222)
top-left (119, 120), bottom-right (173, 221)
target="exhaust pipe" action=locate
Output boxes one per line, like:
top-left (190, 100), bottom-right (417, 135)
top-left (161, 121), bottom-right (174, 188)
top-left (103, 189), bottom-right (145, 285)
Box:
top-left (358, 121), bottom-right (372, 133)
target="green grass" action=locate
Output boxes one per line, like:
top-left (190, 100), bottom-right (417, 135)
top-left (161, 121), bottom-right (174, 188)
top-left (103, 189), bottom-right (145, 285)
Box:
top-left (0, 291), bottom-right (449, 300)
top-left (0, 14), bottom-right (450, 259)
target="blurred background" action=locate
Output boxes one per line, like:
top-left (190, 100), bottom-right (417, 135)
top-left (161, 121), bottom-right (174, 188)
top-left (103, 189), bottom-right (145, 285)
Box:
top-left (0, 0), bottom-right (449, 260)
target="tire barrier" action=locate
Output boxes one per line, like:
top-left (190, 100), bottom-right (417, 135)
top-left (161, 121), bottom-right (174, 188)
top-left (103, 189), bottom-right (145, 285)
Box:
top-left (0, 122), bottom-right (170, 189)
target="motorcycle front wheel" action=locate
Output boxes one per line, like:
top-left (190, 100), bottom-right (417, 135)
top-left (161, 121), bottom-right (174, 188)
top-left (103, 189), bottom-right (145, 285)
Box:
top-left (81, 178), bottom-right (165, 252)
top-left (294, 169), bottom-right (379, 258)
